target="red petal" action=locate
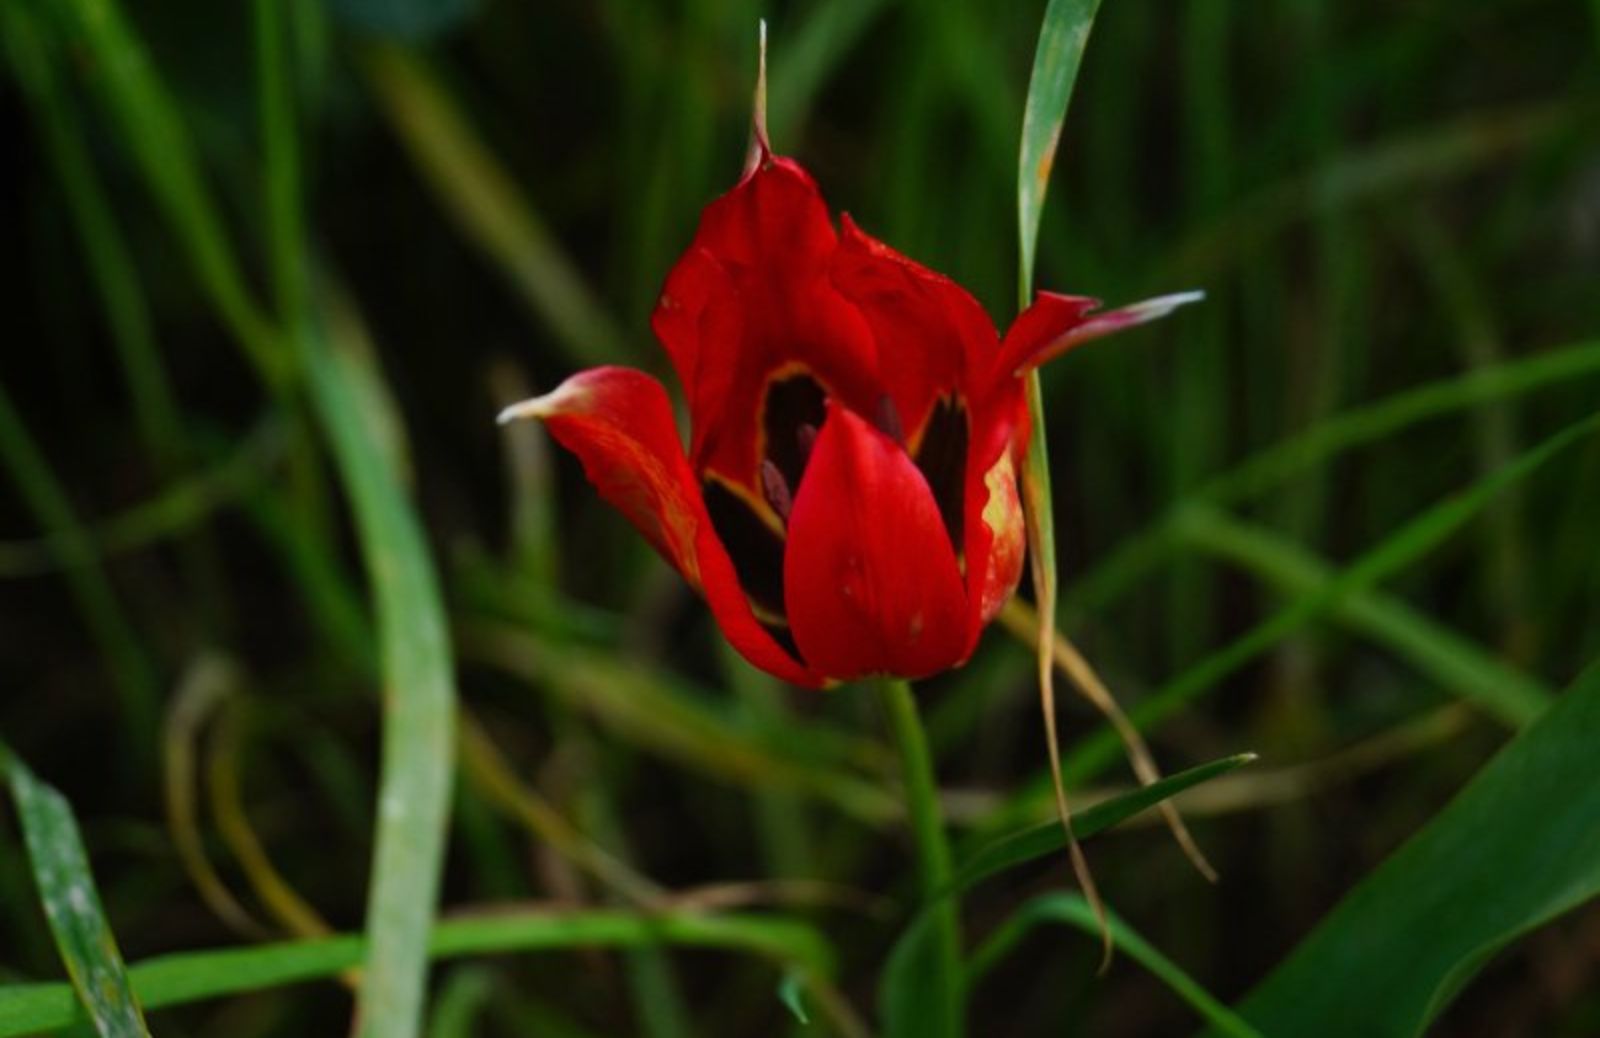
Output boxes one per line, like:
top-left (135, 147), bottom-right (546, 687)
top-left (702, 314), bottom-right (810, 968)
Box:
top-left (499, 367), bottom-right (823, 687)
top-left (783, 404), bottom-right (972, 679)
top-left (831, 215), bottom-right (999, 439)
top-left (649, 159), bottom-right (879, 491)
top-left (992, 290), bottom-right (1204, 382)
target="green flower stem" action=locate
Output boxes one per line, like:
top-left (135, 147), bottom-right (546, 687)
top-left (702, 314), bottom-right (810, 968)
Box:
top-left (877, 677), bottom-right (963, 1036)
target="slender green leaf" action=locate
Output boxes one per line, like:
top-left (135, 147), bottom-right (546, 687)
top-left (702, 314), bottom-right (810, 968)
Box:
top-left (0, 386), bottom-right (158, 753)
top-left (1178, 505), bottom-right (1552, 728)
top-left (1017, 0), bottom-right (1103, 295)
top-left (0, 908), bottom-right (831, 1037)
top-left (882, 755), bottom-right (1254, 1036)
top-left (303, 308), bottom-right (457, 1038)
top-left (953, 754), bottom-right (1256, 895)
top-left (1223, 663), bottom-right (1600, 1037)
top-left (0, 742), bottom-right (150, 1038)
top-left (359, 44), bottom-right (628, 367)
top-left (1067, 339), bottom-right (1600, 617)
top-left (968, 893), bottom-right (1261, 1038)
top-left (776, 970), bottom-right (810, 1026)
top-left (1063, 410), bottom-right (1600, 788)
top-left (464, 623), bottom-right (896, 824)
top-left (1016, 0), bottom-right (1106, 635)
top-left (54, 0), bottom-right (284, 384)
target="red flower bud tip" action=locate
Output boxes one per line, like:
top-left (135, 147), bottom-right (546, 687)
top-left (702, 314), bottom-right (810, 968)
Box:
top-left (499, 74), bottom-right (1199, 686)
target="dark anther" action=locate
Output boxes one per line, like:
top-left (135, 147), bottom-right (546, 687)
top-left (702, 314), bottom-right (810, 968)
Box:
top-left (760, 459), bottom-right (793, 523)
top-left (873, 394), bottom-right (905, 445)
top-left (763, 374), bottom-right (827, 490)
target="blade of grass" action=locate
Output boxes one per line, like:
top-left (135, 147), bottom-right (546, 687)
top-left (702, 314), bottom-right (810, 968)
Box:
top-left (1064, 339), bottom-right (1600, 618)
top-left (0, 739), bottom-right (150, 1038)
top-left (53, 0), bottom-right (285, 385)
top-left (301, 298), bottom-right (457, 1038)
top-left (1162, 98), bottom-right (1581, 281)
top-left (1, 4), bottom-right (182, 471)
top-left (882, 754), bottom-right (1253, 1030)
top-left (0, 386), bottom-right (159, 758)
top-left (1017, 0), bottom-right (1112, 964)
top-left (461, 622), bottom-right (896, 824)
top-left (1176, 504), bottom-right (1551, 728)
top-left (967, 893), bottom-right (1261, 1038)
top-left (359, 43), bottom-right (628, 367)
top-left (0, 418), bottom-right (283, 580)
top-left (163, 655), bottom-right (268, 939)
top-left (1061, 410), bottom-right (1600, 789)
top-left (0, 907), bottom-right (834, 1037)
top-left (951, 754), bottom-right (1255, 895)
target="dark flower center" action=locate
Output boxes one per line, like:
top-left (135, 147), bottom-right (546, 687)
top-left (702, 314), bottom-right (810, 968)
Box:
top-left (703, 371), bottom-right (968, 666)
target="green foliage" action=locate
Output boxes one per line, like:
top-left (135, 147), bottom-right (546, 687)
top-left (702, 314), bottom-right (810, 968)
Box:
top-left (3, 0), bottom-right (1600, 1034)
top-left (1229, 664), bottom-right (1600, 1037)
top-left (1, 743), bottom-right (149, 1037)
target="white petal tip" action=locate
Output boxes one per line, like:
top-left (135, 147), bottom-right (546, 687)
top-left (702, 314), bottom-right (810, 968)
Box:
top-left (1136, 289), bottom-right (1206, 316)
top-left (496, 398), bottom-right (545, 426)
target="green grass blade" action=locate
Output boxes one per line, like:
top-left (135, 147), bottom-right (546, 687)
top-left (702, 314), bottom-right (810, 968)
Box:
top-left (463, 623), bottom-right (896, 824)
top-left (1, 3), bottom-right (183, 472)
top-left (1067, 340), bottom-right (1600, 617)
top-left (54, 0), bottom-right (285, 385)
top-left (257, 0), bottom-right (306, 326)
top-left (1199, 340), bottom-right (1600, 507)
top-left (1018, 0), bottom-right (1102, 293)
top-left (1222, 663), bottom-right (1600, 1037)
top-left (0, 741), bottom-right (150, 1038)
top-left (0, 419), bottom-right (282, 580)
top-left (0, 908), bottom-right (832, 1037)
top-left (967, 893), bottom-right (1261, 1038)
top-left (1063, 410), bottom-right (1600, 788)
top-left (881, 754), bottom-right (1253, 1034)
top-left (359, 44), bottom-right (628, 367)
top-left (952, 754), bottom-right (1256, 895)
top-left (0, 386), bottom-right (159, 754)
top-left (1177, 505), bottom-right (1552, 728)
top-left (1015, 0), bottom-right (1105, 613)
top-left (302, 304), bottom-right (457, 1038)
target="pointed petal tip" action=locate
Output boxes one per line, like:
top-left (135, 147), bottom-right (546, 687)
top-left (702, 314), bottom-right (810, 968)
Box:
top-left (744, 18), bottom-right (771, 171)
top-left (1142, 289), bottom-right (1206, 314)
top-left (496, 397), bottom-right (544, 425)
top-left (497, 382), bottom-right (580, 426)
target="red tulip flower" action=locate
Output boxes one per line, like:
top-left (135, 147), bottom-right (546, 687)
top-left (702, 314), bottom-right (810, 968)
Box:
top-left (500, 129), bottom-right (1197, 688)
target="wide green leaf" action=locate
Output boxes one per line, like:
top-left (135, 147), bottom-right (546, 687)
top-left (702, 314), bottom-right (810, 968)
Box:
top-left (0, 741), bottom-right (150, 1038)
top-left (1222, 662), bottom-right (1600, 1037)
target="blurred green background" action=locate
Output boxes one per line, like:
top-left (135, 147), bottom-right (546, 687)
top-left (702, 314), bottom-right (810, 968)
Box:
top-left (3, 0), bottom-right (1600, 1035)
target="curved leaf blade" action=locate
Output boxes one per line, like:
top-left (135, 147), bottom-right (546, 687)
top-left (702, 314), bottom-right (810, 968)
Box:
top-left (968, 893), bottom-right (1261, 1038)
top-left (1223, 663), bottom-right (1600, 1037)
top-left (0, 742), bottom-right (150, 1038)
